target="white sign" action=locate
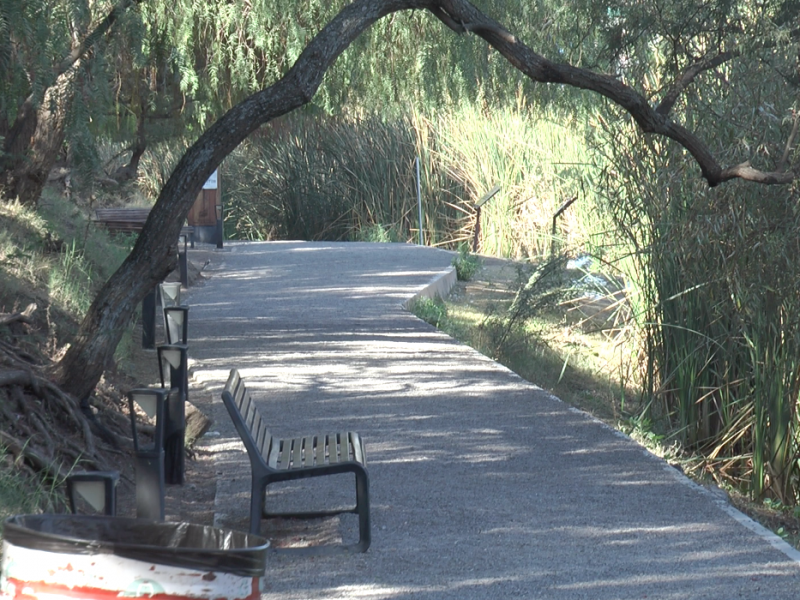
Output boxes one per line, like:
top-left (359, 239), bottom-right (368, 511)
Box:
top-left (202, 169), bottom-right (218, 190)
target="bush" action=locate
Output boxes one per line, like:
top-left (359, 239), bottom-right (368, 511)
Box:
top-left (452, 245), bottom-right (482, 281)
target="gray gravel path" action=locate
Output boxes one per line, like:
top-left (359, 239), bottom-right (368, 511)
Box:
top-left (186, 241), bottom-right (800, 600)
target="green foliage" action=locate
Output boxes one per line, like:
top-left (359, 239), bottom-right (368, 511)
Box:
top-left (411, 296), bottom-right (447, 328)
top-left (224, 103), bottom-right (602, 256)
top-left (0, 446), bottom-right (67, 525)
top-left (595, 47), bottom-right (800, 503)
top-left (0, 449), bottom-right (43, 521)
top-left (354, 224), bottom-right (399, 243)
top-left (0, 193), bottom-right (131, 326)
top-left (452, 245), bottom-right (482, 281)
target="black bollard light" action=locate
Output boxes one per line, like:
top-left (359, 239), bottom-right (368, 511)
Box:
top-left (163, 306), bottom-right (189, 345)
top-left (66, 471), bottom-right (119, 516)
top-left (128, 388), bottom-right (167, 520)
top-left (157, 344), bottom-right (188, 485)
top-left (159, 282), bottom-right (181, 309)
top-left (159, 282), bottom-right (182, 343)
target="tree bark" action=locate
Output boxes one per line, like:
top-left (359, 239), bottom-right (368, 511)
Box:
top-left (1, 67), bottom-right (78, 206)
top-left (109, 99), bottom-right (148, 184)
top-left (0, 0), bottom-right (144, 206)
top-left (54, 0), bottom-right (799, 399)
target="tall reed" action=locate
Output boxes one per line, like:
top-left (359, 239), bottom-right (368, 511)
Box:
top-left (223, 103), bottom-right (601, 259)
top-left (596, 116), bottom-right (800, 503)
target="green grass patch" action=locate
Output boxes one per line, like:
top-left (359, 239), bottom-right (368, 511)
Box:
top-left (410, 296), bottom-right (448, 329)
top-left (0, 192), bottom-right (132, 323)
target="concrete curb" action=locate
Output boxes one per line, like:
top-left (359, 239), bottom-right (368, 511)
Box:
top-left (401, 265), bottom-right (457, 311)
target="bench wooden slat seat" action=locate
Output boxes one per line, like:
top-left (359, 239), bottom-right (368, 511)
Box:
top-left (221, 369), bottom-right (371, 553)
top-left (92, 208), bottom-right (195, 239)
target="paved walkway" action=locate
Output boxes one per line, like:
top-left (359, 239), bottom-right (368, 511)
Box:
top-left (186, 241), bottom-right (800, 600)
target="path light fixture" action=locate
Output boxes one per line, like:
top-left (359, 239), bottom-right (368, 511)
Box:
top-left (128, 388), bottom-right (168, 520)
top-left (163, 305), bottom-right (189, 345)
top-left (178, 232), bottom-right (190, 287)
top-left (159, 281), bottom-right (183, 343)
top-left (159, 282), bottom-right (181, 309)
top-left (66, 471), bottom-right (119, 516)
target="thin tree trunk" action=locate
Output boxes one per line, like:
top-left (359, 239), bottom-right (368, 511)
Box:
top-left (109, 99), bottom-right (148, 183)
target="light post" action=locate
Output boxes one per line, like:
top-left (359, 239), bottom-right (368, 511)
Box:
top-left (178, 232), bottom-right (189, 287)
top-left (159, 282), bottom-right (181, 308)
top-left (142, 287), bottom-right (157, 349)
top-left (157, 344), bottom-right (188, 485)
top-left (128, 388), bottom-right (168, 520)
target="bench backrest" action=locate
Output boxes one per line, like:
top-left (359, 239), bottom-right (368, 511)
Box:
top-left (94, 208), bottom-right (152, 221)
top-left (221, 369), bottom-right (274, 470)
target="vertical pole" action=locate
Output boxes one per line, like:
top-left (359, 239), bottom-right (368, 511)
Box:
top-left (136, 454), bottom-right (166, 520)
top-left (473, 206), bottom-right (482, 253)
top-left (216, 204), bottom-right (224, 249)
top-left (416, 157), bottom-right (423, 246)
top-left (179, 247), bottom-right (188, 287)
top-left (142, 287), bottom-right (156, 349)
top-left (129, 390), bottom-right (167, 520)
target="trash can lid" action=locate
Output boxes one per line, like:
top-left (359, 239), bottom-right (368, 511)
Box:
top-left (3, 515), bottom-right (269, 578)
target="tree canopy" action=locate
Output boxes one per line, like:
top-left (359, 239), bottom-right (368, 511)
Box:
top-left (0, 0), bottom-right (797, 401)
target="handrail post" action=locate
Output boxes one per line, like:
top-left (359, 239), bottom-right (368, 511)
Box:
top-left (472, 184), bottom-right (501, 253)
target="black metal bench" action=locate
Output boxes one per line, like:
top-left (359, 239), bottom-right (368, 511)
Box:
top-left (221, 369), bottom-right (371, 553)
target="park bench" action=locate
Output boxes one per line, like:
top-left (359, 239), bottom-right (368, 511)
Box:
top-left (93, 207), bottom-right (194, 287)
top-left (93, 207), bottom-right (195, 242)
top-left (221, 368), bottom-right (371, 553)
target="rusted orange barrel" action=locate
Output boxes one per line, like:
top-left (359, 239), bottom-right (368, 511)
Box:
top-left (1, 515), bottom-right (268, 600)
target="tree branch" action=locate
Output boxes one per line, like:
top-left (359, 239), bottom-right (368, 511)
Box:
top-left (434, 0), bottom-right (790, 186)
top-left (0, 430), bottom-right (69, 480)
top-left (656, 51), bottom-right (737, 115)
top-left (55, 0), bottom-right (144, 77)
top-left (778, 111), bottom-right (799, 173)
top-left (719, 162), bottom-right (795, 185)
top-left (56, 0), bottom-right (800, 399)
top-left (0, 304), bottom-right (37, 328)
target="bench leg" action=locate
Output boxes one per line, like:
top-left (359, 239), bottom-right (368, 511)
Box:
top-left (259, 467), bottom-right (371, 553)
top-left (249, 473), bottom-right (266, 536)
top-left (354, 467), bottom-right (371, 552)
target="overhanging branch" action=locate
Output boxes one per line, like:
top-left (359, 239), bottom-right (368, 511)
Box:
top-left (656, 51), bottom-right (737, 115)
top-left (434, 0), bottom-right (794, 187)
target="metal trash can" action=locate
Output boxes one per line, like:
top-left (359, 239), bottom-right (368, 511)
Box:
top-left (0, 515), bottom-right (269, 600)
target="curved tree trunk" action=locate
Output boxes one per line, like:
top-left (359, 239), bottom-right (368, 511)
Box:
top-left (0, 0), bottom-right (143, 206)
top-left (1, 67), bottom-right (78, 206)
top-left (54, 0), bottom-right (799, 399)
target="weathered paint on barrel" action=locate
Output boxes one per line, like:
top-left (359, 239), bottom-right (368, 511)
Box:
top-left (0, 541), bottom-right (260, 600)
